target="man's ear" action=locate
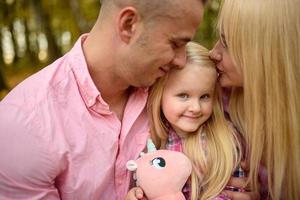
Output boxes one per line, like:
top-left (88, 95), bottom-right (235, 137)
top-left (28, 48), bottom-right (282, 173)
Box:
top-left (118, 7), bottom-right (140, 44)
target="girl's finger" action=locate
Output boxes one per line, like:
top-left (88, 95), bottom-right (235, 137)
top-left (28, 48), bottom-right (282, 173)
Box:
top-left (221, 190), bottom-right (260, 200)
top-left (134, 187), bottom-right (144, 199)
top-left (125, 187), bottom-right (145, 200)
top-left (227, 177), bottom-right (247, 188)
top-left (240, 161), bottom-right (250, 172)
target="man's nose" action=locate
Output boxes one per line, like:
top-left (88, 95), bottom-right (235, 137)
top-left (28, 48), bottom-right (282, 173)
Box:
top-left (172, 47), bottom-right (187, 69)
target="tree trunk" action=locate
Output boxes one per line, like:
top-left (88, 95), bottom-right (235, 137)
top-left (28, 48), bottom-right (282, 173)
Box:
top-left (32, 0), bottom-right (62, 61)
top-left (68, 0), bottom-right (90, 33)
top-left (0, 30), bottom-right (8, 91)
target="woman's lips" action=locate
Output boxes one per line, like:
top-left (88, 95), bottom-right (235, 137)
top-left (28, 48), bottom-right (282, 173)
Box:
top-left (216, 67), bottom-right (224, 77)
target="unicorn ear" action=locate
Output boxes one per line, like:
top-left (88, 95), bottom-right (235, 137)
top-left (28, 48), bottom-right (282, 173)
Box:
top-left (139, 152), bottom-right (145, 157)
top-left (126, 160), bottom-right (138, 171)
top-left (147, 138), bottom-right (157, 153)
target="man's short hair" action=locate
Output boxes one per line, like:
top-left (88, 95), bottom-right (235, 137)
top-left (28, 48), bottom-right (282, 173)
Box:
top-left (101, 0), bottom-right (208, 5)
top-left (100, 0), bottom-right (206, 21)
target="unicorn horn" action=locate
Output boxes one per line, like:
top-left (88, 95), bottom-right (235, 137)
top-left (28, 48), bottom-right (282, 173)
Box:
top-left (147, 138), bottom-right (157, 153)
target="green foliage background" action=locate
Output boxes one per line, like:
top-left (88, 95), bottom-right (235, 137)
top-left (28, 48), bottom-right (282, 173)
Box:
top-left (0, 0), bottom-right (221, 99)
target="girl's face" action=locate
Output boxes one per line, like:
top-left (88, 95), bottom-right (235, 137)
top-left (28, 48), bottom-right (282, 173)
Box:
top-left (209, 35), bottom-right (243, 87)
top-left (161, 62), bottom-right (217, 137)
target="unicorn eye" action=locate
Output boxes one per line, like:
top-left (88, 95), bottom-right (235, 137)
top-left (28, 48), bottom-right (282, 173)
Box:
top-left (151, 157), bottom-right (166, 169)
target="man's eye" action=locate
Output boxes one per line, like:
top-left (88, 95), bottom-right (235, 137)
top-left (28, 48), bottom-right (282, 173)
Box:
top-left (171, 41), bottom-right (179, 49)
top-left (171, 40), bottom-right (186, 49)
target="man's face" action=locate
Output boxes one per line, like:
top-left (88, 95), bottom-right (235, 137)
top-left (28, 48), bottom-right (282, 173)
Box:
top-left (119, 1), bottom-right (204, 88)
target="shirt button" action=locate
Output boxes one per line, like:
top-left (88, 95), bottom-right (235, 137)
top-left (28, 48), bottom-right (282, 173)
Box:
top-left (88, 99), bottom-right (93, 106)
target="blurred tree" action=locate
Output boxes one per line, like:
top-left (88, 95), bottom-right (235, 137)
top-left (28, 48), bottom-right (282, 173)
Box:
top-left (0, 0), bottom-right (220, 99)
top-left (33, 0), bottom-right (62, 60)
top-left (69, 0), bottom-right (90, 33)
top-left (195, 0), bottom-right (221, 49)
top-left (0, 30), bottom-right (8, 91)
top-left (0, 1), bottom-right (8, 91)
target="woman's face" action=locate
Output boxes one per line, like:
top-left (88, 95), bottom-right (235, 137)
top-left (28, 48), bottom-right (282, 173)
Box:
top-left (209, 35), bottom-right (243, 88)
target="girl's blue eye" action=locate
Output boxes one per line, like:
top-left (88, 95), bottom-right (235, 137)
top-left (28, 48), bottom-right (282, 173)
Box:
top-left (151, 157), bottom-right (166, 169)
top-left (178, 93), bottom-right (189, 99)
top-left (200, 94), bottom-right (210, 100)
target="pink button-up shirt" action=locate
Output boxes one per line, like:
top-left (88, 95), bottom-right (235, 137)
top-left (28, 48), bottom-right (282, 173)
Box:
top-left (0, 35), bottom-right (149, 200)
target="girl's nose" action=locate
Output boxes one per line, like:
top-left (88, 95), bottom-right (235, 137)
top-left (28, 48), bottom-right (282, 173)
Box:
top-left (189, 101), bottom-right (201, 113)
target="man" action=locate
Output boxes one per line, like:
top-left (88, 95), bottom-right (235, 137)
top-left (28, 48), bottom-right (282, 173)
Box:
top-left (0, 0), bottom-right (204, 199)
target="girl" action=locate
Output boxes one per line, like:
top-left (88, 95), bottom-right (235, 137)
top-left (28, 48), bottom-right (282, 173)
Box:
top-left (127, 41), bottom-right (241, 200)
top-left (210, 0), bottom-right (300, 199)
top-left (148, 42), bottom-right (242, 199)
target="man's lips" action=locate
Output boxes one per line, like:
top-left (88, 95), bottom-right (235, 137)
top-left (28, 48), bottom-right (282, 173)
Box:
top-left (159, 66), bottom-right (170, 75)
top-left (160, 66), bottom-right (170, 72)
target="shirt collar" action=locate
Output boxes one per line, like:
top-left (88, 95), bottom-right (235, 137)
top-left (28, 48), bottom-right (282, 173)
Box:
top-left (67, 34), bottom-right (148, 114)
top-left (67, 34), bottom-right (100, 109)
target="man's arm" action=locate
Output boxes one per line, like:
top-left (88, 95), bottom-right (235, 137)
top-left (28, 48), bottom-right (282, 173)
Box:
top-left (0, 104), bottom-right (61, 199)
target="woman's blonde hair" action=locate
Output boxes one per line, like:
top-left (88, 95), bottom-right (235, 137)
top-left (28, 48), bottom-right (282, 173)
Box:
top-left (147, 41), bottom-right (240, 199)
top-left (218, 0), bottom-right (300, 199)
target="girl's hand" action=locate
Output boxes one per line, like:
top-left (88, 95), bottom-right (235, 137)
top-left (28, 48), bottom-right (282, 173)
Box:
top-left (222, 162), bottom-right (260, 200)
top-left (221, 190), bottom-right (260, 200)
top-left (125, 187), bottom-right (147, 200)
top-left (221, 176), bottom-right (260, 200)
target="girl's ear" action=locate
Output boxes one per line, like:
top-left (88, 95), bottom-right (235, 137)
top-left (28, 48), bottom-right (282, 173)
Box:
top-left (117, 7), bottom-right (139, 44)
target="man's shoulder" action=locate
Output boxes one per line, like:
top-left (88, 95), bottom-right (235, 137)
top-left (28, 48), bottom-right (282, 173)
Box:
top-left (2, 55), bottom-right (76, 110)
top-left (0, 54), bottom-right (83, 142)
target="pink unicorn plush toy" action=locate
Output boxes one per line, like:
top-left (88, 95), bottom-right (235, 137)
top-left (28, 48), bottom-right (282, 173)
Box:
top-left (126, 139), bottom-right (192, 200)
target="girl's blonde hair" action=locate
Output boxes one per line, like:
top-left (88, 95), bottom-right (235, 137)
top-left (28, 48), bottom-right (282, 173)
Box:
top-left (218, 0), bottom-right (300, 199)
top-left (147, 41), bottom-right (240, 199)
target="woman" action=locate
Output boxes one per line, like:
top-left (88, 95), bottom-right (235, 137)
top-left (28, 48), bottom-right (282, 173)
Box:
top-left (210, 0), bottom-right (300, 199)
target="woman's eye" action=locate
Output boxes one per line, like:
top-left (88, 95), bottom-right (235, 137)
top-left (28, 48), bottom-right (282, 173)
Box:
top-left (151, 157), bottom-right (166, 169)
top-left (221, 40), bottom-right (227, 48)
top-left (220, 34), bottom-right (228, 48)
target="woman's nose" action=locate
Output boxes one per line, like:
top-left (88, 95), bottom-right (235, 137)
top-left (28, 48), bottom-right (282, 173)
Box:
top-left (209, 41), bottom-right (222, 62)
